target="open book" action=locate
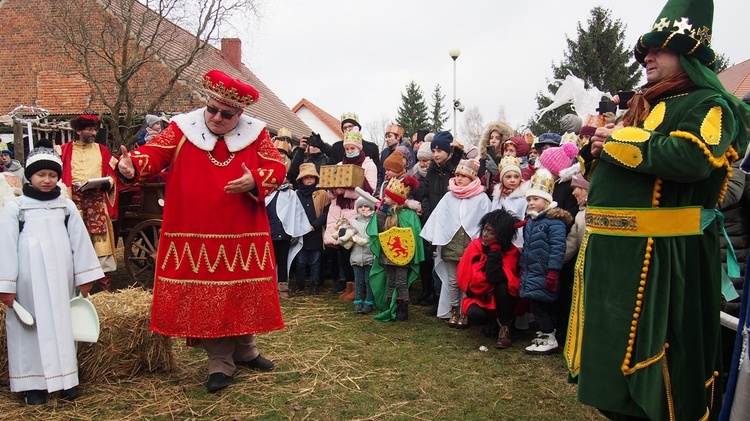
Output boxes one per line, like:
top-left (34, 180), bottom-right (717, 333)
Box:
top-left (75, 177), bottom-right (111, 192)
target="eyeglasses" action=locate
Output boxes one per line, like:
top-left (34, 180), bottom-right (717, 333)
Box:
top-left (206, 104), bottom-right (241, 120)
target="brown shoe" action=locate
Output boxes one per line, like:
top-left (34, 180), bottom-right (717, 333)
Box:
top-left (496, 323), bottom-right (512, 349)
top-left (456, 312), bottom-right (469, 329)
top-left (447, 307), bottom-right (459, 327)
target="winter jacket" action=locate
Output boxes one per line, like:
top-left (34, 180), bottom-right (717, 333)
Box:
top-left (719, 160), bottom-right (750, 315)
top-left (420, 146), bottom-right (463, 221)
top-left (519, 207), bottom-right (571, 303)
top-left (297, 189), bottom-right (330, 251)
top-left (288, 148), bottom-right (329, 189)
top-left (266, 188), bottom-right (292, 241)
top-left (324, 157), bottom-right (378, 246)
top-left (349, 213), bottom-right (375, 266)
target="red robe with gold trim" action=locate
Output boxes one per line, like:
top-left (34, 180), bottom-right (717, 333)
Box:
top-left (127, 108), bottom-right (285, 338)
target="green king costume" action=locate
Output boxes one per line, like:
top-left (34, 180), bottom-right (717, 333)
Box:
top-left (565, 0), bottom-right (750, 419)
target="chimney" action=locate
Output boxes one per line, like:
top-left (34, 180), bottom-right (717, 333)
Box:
top-left (221, 38), bottom-right (242, 69)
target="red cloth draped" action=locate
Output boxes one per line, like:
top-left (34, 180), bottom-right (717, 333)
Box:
top-left (60, 142), bottom-right (119, 220)
top-left (457, 238), bottom-right (520, 314)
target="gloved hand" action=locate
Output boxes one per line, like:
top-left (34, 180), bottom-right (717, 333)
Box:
top-left (307, 132), bottom-right (325, 149)
top-left (545, 270), bottom-right (560, 292)
top-left (0, 293), bottom-right (16, 307)
top-left (78, 282), bottom-right (94, 298)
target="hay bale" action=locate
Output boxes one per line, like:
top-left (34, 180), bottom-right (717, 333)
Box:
top-left (0, 288), bottom-right (175, 387)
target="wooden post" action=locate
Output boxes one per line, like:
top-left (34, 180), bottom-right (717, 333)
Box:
top-left (13, 120), bottom-right (24, 163)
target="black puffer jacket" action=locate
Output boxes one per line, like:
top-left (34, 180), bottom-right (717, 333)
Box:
top-left (421, 146), bottom-right (463, 221)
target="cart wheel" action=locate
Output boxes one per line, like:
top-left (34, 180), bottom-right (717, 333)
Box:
top-left (124, 219), bottom-right (162, 288)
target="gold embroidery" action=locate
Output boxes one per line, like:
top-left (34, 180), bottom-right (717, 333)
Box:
top-left (161, 240), bottom-right (272, 273)
top-left (586, 212), bottom-right (637, 231)
top-left (662, 349), bottom-right (675, 421)
top-left (157, 276), bottom-right (273, 285)
top-left (163, 232), bottom-right (266, 239)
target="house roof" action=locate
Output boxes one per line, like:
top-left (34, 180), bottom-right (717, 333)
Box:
top-left (0, 0), bottom-right (310, 138)
top-left (718, 58), bottom-right (750, 100)
top-left (292, 98), bottom-right (344, 139)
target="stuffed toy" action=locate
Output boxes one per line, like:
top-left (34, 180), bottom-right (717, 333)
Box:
top-left (331, 217), bottom-right (367, 249)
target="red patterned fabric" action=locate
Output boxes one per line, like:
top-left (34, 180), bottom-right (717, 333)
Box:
top-left (73, 189), bottom-right (108, 234)
top-left (457, 238), bottom-right (520, 314)
top-left (128, 122), bottom-right (286, 338)
top-left (60, 142), bottom-right (119, 221)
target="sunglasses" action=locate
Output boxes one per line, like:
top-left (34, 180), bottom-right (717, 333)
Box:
top-left (206, 104), bottom-right (241, 120)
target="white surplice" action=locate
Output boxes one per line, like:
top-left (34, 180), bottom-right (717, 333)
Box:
top-left (0, 195), bottom-right (104, 392)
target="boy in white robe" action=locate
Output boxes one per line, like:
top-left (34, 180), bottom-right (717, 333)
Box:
top-left (0, 141), bottom-right (103, 405)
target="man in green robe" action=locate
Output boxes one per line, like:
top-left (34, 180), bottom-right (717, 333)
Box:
top-left (565, 0), bottom-right (750, 419)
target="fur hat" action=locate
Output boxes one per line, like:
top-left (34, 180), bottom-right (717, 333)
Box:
top-left (25, 139), bottom-right (62, 180)
top-left (431, 131), bottom-right (453, 153)
top-left (455, 159), bottom-right (480, 180)
top-left (296, 163), bottom-right (320, 181)
top-left (340, 112), bottom-right (361, 131)
top-left (539, 142), bottom-right (579, 177)
top-left (499, 156), bottom-right (522, 179)
top-left (526, 168), bottom-right (555, 204)
top-left (384, 176), bottom-right (419, 205)
top-left (383, 150), bottom-right (406, 175)
top-left (343, 130), bottom-right (363, 150)
top-left (356, 196), bottom-right (375, 211)
top-left (202, 69), bottom-right (259, 108)
top-left (579, 126), bottom-right (596, 137)
top-left (560, 114), bottom-right (583, 134)
top-left (70, 113), bottom-right (100, 132)
top-left (417, 142), bottom-right (432, 160)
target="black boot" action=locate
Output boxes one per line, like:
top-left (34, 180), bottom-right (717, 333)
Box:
top-left (395, 299), bottom-right (409, 322)
top-left (416, 290), bottom-right (437, 306)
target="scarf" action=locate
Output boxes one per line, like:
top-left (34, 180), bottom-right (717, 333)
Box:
top-left (620, 70), bottom-right (695, 127)
top-left (297, 183), bottom-right (317, 197)
top-left (342, 151), bottom-right (366, 166)
top-left (449, 177), bottom-right (484, 199)
top-left (414, 165), bottom-right (428, 178)
top-left (23, 183), bottom-right (61, 201)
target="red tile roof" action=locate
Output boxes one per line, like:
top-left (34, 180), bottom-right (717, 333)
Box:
top-left (718, 58), bottom-right (750, 100)
top-left (292, 98), bottom-right (344, 139)
top-left (0, 0), bottom-right (310, 138)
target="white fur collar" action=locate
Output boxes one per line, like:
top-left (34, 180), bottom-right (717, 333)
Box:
top-left (171, 108), bottom-right (266, 152)
top-left (492, 180), bottom-right (528, 202)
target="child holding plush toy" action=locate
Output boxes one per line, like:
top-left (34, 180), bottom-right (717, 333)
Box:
top-left (348, 198), bottom-right (376, 313)
top-left (367, 176), bottom-right (423, 322)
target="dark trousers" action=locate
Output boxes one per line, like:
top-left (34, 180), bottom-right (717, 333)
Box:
top-left (531, 300), bottom-right (555, 333)
top-left (272, 239), bottom-right (291, 283)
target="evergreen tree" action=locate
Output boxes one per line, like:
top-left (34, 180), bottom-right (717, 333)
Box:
top-left (396, 81), bottom-right (430, 138)
top-left (428, 84), bottom-right (449, 133)
top-left (527, 6), bottom-right (641, 134)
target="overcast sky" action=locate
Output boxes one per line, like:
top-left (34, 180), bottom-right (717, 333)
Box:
top-left (239, 0), bottom-right (746, 139)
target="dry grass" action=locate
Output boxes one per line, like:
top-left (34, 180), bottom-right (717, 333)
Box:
top-left (0, 248), bottom-right (604, 420)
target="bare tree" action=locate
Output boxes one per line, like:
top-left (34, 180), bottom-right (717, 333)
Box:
top-left (364, 115), bottom-right (391, 152)
top-left (496, 106), bottom-right (508, 123)
top-left (45, 0), bottom-right (259, 150)
top-left (460, 106), bottom-right (485, 146)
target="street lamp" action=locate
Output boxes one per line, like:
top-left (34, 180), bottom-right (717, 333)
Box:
top-left (448, 48), bottom-right (462, 134)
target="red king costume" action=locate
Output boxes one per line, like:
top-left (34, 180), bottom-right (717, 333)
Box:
top-left (124, 76), bottom-right (285, 340)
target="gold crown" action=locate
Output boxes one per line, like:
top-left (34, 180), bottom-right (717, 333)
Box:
top-left (343, 130), bottom-right (362, 145)
top-left (277, 127), bottom-right (291, 139)
top-left (273, 139), bottom-right (292, 155)
top-left (385, 177), bottom-right (412, 200)
top-left (202, 77), bottom-right (257, 108)
top-left (341, 112), bottom-right (359, 122)
top-left (527, 169), bottom-right (555, 201)
top-left (499, 156), bottom-right (521, 170)
top-left (455, 159), bottom-right (480, 179)
top-left (386, 124), bottom-right (404, 138)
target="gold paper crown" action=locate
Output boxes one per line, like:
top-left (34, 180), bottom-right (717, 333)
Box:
top-left (455, 159), bottom-right (480, 179)
top-left (202, 76), bottom-right (258, 108)
top-left (385, 177), bottom-right (412, 201)
top-left (386, 124), bottom-right (404, 138)
top-left (526, 169), bottom-right (555, 202)
top-left (274, 139), bottom-right (292, 155)
top-left (341, 112), bottom-right (359, 122)
top-left (277, 127), bottom-right (291, 139)
top-left (499, 156), bottom-right (521, 170)
top-left (561, 132), bottom-right (579, 145)
top-left (343, 130), bottom-right (362, 145)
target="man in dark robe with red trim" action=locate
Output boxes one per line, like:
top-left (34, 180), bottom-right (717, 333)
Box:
top-left (117, 69), bottom-right (286, 393)
top-left (60, 114), bottom-right (119, 292)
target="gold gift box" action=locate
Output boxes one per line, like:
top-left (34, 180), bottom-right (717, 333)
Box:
top-left (318, 164), bottom-right (365, 189)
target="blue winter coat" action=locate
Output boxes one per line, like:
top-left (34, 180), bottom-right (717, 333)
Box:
top-left (519, 207), bottom-right (570, 302)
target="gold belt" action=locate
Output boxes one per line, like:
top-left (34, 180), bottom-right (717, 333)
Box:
top-left (586, 206), bottom-right (703, 237)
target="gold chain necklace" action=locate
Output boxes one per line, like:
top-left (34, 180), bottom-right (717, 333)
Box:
top-left (206, 150), bottom-right (236, 167)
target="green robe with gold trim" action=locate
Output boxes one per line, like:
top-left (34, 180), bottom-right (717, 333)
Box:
top-left (566, 88), bottom-right (744, 420)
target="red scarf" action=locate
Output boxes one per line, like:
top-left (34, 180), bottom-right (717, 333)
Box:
top-left (620, 71), bottom-right (695, 127)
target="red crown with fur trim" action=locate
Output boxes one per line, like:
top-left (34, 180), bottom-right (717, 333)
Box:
top-left (384, 176), bottom-right (419, 205)
top-left (202, 69), bottom-right (259, 109)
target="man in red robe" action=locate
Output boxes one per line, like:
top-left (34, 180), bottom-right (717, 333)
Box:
top-left (117, 69), bottom-right (286, 393)
top-left (60, 114), bottom-right (119, 291)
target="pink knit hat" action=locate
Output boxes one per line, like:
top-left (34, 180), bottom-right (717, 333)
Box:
top-left (539, 142), bottom-right (579, 176)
